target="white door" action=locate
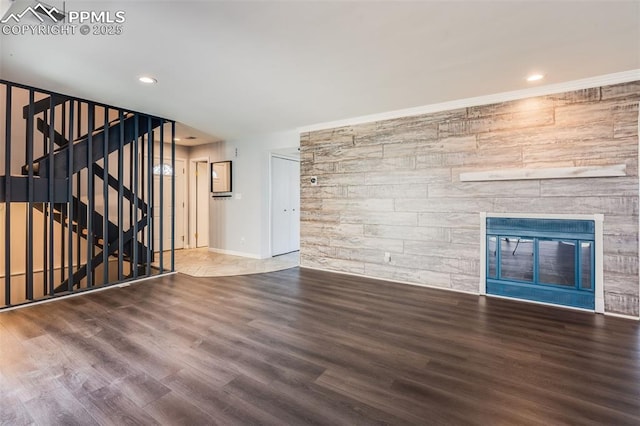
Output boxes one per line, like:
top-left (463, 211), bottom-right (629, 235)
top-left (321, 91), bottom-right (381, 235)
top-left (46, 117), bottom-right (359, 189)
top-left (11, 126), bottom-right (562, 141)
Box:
top-left (271, 156), bottom-right (300, 256)
top-left (195, 161), bottom-right (209, 247)
top-left (291, 161), bottom-right (300, 250)
top-left (153, 158), bottom-right (185, 252)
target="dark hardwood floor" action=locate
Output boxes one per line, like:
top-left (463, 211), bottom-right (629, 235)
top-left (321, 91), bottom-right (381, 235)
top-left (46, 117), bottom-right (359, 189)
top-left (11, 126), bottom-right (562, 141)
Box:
top-left (1, 268), bottom-right (639, 425)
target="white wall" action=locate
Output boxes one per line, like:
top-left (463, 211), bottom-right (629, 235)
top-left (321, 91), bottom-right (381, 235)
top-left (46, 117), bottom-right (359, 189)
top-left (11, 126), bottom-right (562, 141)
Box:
top-left (189, 130), bottom-right (299, 258)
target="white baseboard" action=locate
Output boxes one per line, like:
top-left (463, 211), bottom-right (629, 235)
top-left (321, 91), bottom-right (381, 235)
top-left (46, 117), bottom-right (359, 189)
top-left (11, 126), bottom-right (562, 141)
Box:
top-left (299, 264), bottom-right (479, 295)
top-left (208, 247), bottom-right (263, 259)
top-left (605, 312), bottom-right (640, 321)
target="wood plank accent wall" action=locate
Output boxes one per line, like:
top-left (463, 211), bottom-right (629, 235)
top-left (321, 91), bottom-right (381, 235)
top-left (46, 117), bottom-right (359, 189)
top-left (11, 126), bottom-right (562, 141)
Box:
top-left (300, 81), bottom-right (640, 316)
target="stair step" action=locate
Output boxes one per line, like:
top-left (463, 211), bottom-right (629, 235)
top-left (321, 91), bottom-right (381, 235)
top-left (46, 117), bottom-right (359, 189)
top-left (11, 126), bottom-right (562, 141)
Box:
top-left (32, 114), bottom-right (162, 179)
top-left (23, 95), bottom-right (68, 119)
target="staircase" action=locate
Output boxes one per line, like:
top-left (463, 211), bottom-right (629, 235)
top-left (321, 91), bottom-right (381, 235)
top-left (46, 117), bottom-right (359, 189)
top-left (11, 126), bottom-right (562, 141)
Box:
top-left (0, 81), bottom-right (175, 308)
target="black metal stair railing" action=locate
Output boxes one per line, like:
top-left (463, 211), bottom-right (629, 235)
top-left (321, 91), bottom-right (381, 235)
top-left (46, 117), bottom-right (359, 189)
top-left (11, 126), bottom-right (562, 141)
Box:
top-left (0, 80), bottom-right (176, 309)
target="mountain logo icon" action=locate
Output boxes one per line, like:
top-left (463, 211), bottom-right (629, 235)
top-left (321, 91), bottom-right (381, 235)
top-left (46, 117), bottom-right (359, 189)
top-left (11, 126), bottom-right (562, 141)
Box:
top-left (1, 3), bottom-right (64, 24)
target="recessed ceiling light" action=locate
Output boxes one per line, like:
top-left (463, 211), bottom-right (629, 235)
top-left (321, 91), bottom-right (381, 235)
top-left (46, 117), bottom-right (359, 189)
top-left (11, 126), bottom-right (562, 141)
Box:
top-left (138, 76), bottom-right (157, 84)
top-left (526, 73), bottom-right (545, 82)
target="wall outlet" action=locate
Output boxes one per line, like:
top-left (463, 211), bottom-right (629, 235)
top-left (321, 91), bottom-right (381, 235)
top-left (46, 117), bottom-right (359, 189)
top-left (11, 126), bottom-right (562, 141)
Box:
top-left (235, 193), bottom-right (242, 200)
top-left (240, 237), bottom-right (245, 245)
top-left (384, 252), bottom-right (391, 263)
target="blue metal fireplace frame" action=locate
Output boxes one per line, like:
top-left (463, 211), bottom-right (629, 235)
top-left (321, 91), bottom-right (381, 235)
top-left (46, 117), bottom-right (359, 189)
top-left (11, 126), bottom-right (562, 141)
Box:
top-left (486, 217), bottom-right (595, 310)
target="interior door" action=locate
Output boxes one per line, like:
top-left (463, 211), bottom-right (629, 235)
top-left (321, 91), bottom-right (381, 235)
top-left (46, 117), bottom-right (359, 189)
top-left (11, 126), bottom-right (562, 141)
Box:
top-left (272, 157), bottom-right (291, 256)
top-left (291, 160), bottom-right (300, 250)
top-left (271, 156), bottom-right (300, 256)
top-left (195, 161), bottom-right (209, 247)
top-left (153, 158), bottom-right (185, 252)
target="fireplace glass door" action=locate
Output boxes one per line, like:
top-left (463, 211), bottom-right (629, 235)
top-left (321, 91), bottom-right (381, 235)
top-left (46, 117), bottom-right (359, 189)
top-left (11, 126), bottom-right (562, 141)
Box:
top-left (486, 218), bottom-right (595, 310)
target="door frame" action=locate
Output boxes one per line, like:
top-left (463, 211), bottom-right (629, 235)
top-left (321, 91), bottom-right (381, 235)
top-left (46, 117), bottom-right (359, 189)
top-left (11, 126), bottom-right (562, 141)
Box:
top-left (189, 156), bottom-right (210, 249)
top-left (269, 152), bottom-right (300, 257)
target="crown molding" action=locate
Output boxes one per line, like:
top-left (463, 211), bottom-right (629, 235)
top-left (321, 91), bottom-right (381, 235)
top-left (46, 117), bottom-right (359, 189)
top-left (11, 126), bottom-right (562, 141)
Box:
top-left (298, 69), bottom-right (640, 133)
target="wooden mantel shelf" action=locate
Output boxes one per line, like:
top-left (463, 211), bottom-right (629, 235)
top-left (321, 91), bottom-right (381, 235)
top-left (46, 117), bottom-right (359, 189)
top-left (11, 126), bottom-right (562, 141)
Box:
top-left (459, 164), bottom-right (627, 182)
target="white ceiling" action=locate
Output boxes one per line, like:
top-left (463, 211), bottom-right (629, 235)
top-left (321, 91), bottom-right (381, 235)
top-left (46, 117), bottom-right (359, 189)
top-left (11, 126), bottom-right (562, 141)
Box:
top-left (1, 0), bottom-right (639, 143)
top-left (169, 121), bottom-right (222, 146)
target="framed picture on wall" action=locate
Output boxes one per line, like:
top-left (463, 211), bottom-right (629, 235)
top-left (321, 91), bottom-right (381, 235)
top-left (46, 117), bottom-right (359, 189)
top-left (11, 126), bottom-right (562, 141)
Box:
top-left (211, 161), bottom-right (232, 193)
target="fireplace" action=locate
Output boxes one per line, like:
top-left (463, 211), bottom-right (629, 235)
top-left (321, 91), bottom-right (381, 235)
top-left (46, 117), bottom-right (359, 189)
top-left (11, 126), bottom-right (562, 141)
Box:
top-left (480, 213), bottom-right (604, 312)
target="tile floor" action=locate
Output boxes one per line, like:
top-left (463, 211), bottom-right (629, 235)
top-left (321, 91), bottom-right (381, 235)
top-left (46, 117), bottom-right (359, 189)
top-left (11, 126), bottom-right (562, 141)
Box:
top-left (172, 247), bottom-right (300, 277)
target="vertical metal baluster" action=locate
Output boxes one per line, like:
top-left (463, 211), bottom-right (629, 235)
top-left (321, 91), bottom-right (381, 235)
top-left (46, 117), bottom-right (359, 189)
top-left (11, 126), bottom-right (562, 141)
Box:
top-left (43, 108), bottom-right (48, 295)
top-left (87, 103), bottom-right (94, 288)
top-left (76, 101), bottom-right (82, 273)
top-left (146, 117), bottom-right (153, 276)
top-left (140, 129), bottom-right (145, 275)
top-left (171, 121), bottom-right (176, 272)
top-left (136, 131), bottom-right (148, 276)
top-left (103, 108), bottom-right (110, 286)
top-left (60, 100), bottom-right (66, 284)
top-left (132, 115), bottom-right (139, 278)
top-left (129, 115), bottom-right (134, 277)
top-left (26, 89), bottom-right (35, 301)
top-left (118, 111), bottom-right (124, 281)
top-left (67, 101), bottom-right (75, 293)
top-left (48, 97), bottom-right (55, 296)
top-left (4, 84), bottom-right (12, 306)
